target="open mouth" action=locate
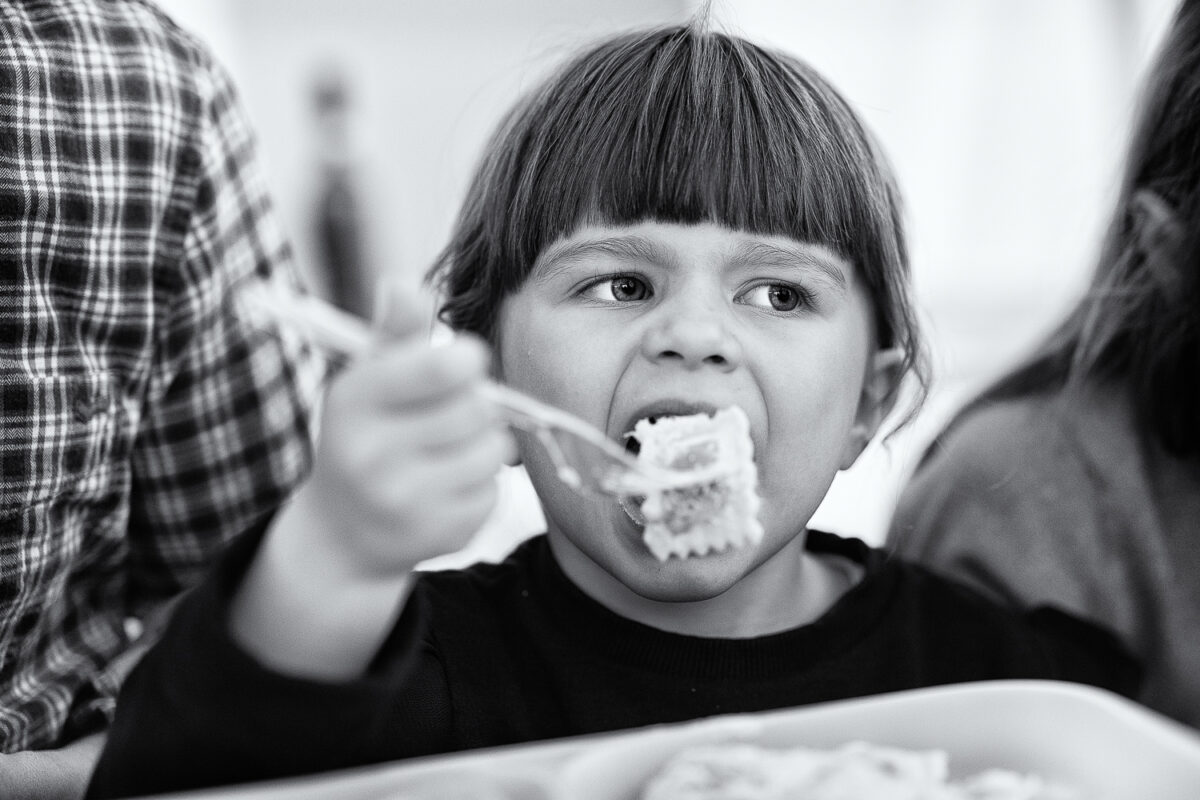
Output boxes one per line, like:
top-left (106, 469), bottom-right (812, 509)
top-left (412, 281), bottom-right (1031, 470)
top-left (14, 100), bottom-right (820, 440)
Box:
top-left (621, 404), bottom-right (715, 457)
top-left (618, 407), bottom-right (763, 562)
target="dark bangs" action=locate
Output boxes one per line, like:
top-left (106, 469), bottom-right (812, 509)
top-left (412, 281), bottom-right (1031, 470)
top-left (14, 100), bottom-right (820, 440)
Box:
top-left (428, 23), bottom-right (920, 389)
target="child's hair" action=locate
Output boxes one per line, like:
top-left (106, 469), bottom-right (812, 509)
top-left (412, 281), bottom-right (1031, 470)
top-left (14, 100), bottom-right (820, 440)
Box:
top-left (426, 17), bottom-right (929, 421)
top-left (951, 0), bottom-right (1200, 456)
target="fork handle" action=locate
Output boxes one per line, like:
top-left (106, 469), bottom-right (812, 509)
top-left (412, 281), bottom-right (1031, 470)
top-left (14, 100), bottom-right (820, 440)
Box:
top-left (476, 382), bottom-right (635, 465)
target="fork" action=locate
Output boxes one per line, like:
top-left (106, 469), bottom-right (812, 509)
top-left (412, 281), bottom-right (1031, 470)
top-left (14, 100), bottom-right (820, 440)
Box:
top-left (235, 280), bottom-right (678, 499)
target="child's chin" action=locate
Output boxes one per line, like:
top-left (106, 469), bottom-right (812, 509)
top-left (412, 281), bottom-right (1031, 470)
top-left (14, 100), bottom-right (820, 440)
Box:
top-left (609, 503), bottom-right (759, 578)
top-left (624, 547), bottom-right (754, 601)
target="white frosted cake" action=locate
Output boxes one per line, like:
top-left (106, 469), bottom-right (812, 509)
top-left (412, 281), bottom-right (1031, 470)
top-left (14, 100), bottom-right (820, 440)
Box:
top-left (626, 407), bottom-right (763, 562)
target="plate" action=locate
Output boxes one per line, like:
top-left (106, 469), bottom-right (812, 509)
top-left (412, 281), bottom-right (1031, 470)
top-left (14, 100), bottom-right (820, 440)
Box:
top-left (553, 680), bottom-right (1200, 799)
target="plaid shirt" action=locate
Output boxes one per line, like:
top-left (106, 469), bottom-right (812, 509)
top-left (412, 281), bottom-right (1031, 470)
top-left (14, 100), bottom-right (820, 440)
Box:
top-left (0, 1), bottom-right (328, 750)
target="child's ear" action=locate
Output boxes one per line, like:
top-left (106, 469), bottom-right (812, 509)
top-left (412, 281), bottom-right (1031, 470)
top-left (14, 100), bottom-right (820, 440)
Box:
top-left (838, 347), bottom-right (904, 470)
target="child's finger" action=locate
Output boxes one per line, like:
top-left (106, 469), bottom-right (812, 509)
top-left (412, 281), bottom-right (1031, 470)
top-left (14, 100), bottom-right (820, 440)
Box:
top-left (432, 432), bottom-right (511, 487)
top-left (407, 390), bottom-right (504, 454)
top-left (357, 337), bottom-right (491, 411)
top-left (408, 429), bottom-right (511, 506)
top-left (369, 276), bottom-right (429, 344)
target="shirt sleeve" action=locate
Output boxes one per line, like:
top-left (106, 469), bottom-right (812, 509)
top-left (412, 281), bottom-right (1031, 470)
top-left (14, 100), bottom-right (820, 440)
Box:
top-left (887, 401), bottom-right (1141, 647)
top-left (85, 522), bottom-right (453, 799)
top-left (121, 55), bottom-right (329, 619)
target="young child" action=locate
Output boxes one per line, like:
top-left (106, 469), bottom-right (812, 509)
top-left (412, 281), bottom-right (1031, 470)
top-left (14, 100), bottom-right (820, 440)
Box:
top-left (86, 18), bottom-right (1138, 798)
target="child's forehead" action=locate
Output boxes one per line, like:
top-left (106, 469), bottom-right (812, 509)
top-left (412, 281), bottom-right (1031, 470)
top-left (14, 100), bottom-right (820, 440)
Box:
top-left (531, 220), bottom-right (853, 282)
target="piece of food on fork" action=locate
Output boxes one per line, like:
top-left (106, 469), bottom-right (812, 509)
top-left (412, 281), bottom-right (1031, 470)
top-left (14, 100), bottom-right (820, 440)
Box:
top-left (614, 406), bottom-right (763, 562)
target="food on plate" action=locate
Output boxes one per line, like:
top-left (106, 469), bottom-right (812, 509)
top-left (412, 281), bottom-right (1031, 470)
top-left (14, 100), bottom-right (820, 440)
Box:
top-left (640, 741), bottom-right (1079, 800)
top-left (620, 407), bottom-right (763, 562)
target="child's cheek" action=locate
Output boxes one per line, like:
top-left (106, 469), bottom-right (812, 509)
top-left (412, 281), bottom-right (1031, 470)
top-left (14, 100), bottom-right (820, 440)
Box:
top-left (496, 297), bottom-right (607, 422)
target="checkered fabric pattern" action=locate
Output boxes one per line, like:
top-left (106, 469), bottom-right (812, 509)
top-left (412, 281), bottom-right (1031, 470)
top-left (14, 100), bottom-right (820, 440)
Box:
top-left (0, 0), bottom-right (328, 750)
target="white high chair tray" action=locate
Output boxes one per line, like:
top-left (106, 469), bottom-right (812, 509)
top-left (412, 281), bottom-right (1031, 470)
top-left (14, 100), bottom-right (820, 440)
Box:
top-left (556, 680), bottom-right (1200, 800)
top-left (141, 680), bottom-right (1200, 800)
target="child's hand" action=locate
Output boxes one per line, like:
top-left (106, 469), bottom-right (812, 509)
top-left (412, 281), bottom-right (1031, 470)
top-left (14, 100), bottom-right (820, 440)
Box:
top-left (230, 282), bottom-right (515, 680)
top-left (299, 285), bottom-right (514, 578)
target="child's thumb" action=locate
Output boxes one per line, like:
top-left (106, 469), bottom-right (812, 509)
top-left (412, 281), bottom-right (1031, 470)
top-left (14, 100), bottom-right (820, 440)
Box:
top-left (370, 277), bottom-right (429, 344)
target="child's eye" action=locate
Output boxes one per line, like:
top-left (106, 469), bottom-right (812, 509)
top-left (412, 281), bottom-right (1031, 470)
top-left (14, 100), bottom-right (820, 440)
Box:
top-left (581, 275), bottom-right (651, 303)
top-left (737, 283), bottom-right (812, 313)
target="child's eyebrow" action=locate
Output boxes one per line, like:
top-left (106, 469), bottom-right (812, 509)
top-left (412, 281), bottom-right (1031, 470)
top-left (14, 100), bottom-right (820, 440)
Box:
top-left (732, 242), bottom-right (850, 291)
top-left (531, 235), bottom-right (673, 283)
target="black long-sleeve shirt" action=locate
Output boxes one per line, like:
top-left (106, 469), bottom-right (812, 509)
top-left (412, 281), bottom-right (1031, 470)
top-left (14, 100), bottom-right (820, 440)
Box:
top-left (86, 529), bottom-right (1139, 798)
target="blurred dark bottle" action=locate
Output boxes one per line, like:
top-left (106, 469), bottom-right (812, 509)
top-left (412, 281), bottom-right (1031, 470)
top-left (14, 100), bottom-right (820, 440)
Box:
top-left (313, 69), bottom-right (371, 318)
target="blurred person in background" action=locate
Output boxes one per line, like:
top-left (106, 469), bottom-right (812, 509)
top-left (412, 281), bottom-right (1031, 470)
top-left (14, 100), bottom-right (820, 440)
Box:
top-left (889, 0), bottom-right (1200, 729)
top-left (312, 69), bottom-right (372, 319)
top-left (0, 0), bottom-right (326, 795)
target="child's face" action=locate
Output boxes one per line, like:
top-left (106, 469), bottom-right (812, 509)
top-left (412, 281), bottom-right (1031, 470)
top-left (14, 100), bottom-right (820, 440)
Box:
top-left (495, 220), bottom-right (889, 604)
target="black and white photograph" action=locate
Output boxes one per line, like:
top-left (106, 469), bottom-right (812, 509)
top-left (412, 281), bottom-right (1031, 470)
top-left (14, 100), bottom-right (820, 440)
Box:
top-left (1, 0), bottom-right (1198, 797)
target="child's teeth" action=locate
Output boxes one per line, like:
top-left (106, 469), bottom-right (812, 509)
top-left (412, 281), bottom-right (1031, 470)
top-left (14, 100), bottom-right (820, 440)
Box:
top-left (619, 495), bottom-right (645, 525)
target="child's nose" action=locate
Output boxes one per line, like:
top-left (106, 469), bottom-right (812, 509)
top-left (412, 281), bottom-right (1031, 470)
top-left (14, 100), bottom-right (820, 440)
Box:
top-left (640, 307), bottom-right (742, 372)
